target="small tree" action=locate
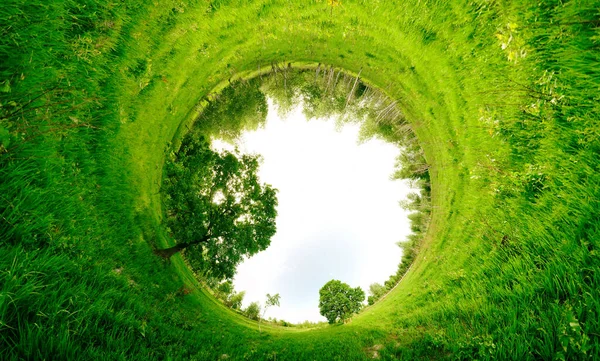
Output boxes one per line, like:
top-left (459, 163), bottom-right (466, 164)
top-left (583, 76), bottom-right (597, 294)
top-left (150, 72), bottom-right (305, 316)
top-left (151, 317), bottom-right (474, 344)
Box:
top-left (228, 291), bottom-right (245, 310)
top-left (318, 280), bottom-right (365, 324)
top-left (215, 280), bottom-right (234, 299)
top-left (259, 293), bottom-right (280, 333)
top-left (156, 136), bottom-right (278, 281)
top-left (367, 282), bottom-right (386, 305)
top-left (244, 302), bottom-right (261, 320)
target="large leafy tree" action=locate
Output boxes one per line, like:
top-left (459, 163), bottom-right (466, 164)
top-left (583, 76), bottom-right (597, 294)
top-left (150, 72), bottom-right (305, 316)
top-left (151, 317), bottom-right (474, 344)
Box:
top-left (318, 280), bottom-right (365, 324)
top-left (156, 136), bottom-right (278, 280)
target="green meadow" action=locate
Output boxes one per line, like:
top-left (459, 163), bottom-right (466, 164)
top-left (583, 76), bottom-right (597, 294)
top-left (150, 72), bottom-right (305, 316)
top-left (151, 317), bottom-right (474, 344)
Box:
top-left (1, 0), bottom-right (599, 359)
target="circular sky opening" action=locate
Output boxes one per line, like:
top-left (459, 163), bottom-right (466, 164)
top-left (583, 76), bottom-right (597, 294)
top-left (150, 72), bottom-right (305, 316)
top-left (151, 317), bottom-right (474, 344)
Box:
top-left (213, 98), bottom-right (415, 323)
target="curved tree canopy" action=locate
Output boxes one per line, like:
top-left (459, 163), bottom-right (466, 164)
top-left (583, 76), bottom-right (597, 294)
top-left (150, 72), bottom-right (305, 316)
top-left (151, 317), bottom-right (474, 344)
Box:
top-left (319, 279), bottom-right (365, 324)
top-left (159, 136), bottom-right (278, 280)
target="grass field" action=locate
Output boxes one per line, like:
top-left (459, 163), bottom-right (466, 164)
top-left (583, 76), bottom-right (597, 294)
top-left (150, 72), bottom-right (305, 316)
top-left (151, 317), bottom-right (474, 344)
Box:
top-left (1, 0), bottom-right (599, 359)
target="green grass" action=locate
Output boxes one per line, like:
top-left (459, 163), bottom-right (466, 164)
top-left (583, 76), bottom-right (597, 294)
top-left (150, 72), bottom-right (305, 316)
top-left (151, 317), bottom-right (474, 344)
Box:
top-left (1, 0), bottom-right (599, 359)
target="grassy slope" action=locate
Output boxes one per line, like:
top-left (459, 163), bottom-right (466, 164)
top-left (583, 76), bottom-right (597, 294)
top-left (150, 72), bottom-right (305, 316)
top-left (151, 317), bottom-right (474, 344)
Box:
top-left (1, 0), bottom-right (598, 360)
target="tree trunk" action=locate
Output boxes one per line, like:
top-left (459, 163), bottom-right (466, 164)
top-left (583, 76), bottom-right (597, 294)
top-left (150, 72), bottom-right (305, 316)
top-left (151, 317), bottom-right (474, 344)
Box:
top-left (345, 68), bottom-right (362, 108)
top-left (153, 236), bottom-right (210, 259)
top-left (153, 243), bottom-right (189, 259)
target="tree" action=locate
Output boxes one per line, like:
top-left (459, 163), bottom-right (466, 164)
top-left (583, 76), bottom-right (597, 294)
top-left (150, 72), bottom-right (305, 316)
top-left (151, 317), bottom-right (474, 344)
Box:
top-left (318, 280), bottom-right (365, 324)
top-left (194, 79), bottom-right (268, 142)
top-left (215, 280), bottom-right (234, 299)
top-left (369, 283), bottom-right (386, 298)
top-left (155, 136), bottom-right (278, 280)
top-left (259, 293), bottom-right (280, 333)
top-left (213, 280), bottom-right (246, 309)
top-left (244, 302), bottom-right (261, 320)
top-left (367, 282), bottom-right (386, 305)
top-left (392, 143), bottom-right (430, 181)
top-left (226, 290), bottom-right (246, 310)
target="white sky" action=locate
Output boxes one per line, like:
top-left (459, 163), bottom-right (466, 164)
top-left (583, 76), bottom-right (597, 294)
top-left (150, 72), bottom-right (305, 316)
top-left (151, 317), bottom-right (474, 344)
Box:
top-left (213, 99), bottom-right (413, 323)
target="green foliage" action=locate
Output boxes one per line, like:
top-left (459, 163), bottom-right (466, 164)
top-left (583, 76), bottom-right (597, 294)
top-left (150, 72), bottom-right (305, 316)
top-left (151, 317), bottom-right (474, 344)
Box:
top-left (161, 135), bottom-right (278, 280)
top-left (319, 280), bottom-right (365, 324)
top-left (227, 290), bottom-right (246, 310)
top-left (212, 280), bottom-right (246, 310)
top-left (244, 301), bottom-right (261, 321)
top-left (0, 125), bottom-right (10, 149)
top-left (215, 279), bottom-right (234, 297)
top-left (367, 283), bottom-right (386, 305)
top-left (262, 68), bottom-right (408, 144)
top-left (194, 79), bottom-right (268, 142)
top-left (392, 145), bottom-right (430, 181)
top-left (265, 293), bottom-right (281, 309)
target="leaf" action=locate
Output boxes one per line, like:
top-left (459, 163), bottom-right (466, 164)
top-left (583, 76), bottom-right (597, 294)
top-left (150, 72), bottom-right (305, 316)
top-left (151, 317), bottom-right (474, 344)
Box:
top-left (0, 127), bottom-right (10, 148)
top-left (569, 321), bottom-right (581, 329)
top-left (0, 80), bottom-right (10, 93)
